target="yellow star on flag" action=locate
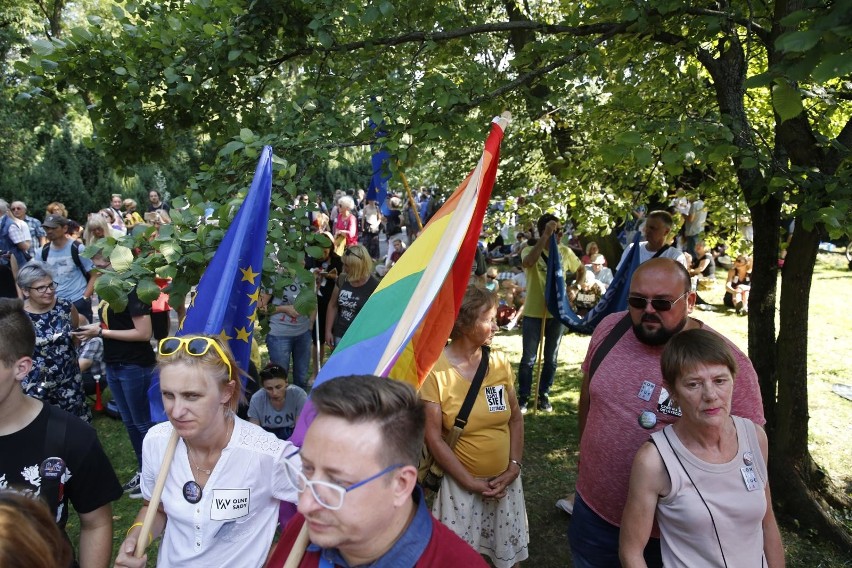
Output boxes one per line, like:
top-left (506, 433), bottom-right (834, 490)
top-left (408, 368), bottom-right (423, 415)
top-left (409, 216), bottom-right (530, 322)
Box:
top-left (235, 326), bottom-right (251, 342)
top-left (247, 308), bottom-right (259, 324)
top-left (247, 288), bottom-right (260, 305)
top-left (218, 329), bottom-right (233, 343)
top-left (240, 266), bottom-right (260, 284)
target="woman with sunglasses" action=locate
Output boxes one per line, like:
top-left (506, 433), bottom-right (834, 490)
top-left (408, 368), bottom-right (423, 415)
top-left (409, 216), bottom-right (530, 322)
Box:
top-left (114, 335), bottom-right (299, 568)
top-left (17, 261), bottom-right (90, 421)
top-left (74, 264), bottom-right (155, 497)
top-left (324, 245), bottom-right (378, 349)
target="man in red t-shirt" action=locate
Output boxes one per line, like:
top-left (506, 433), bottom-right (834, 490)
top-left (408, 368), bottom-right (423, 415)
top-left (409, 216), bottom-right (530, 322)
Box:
top-left (570, 258), bottom-right (765, 567)
top-left (266, 376), bottom-right (486, 568)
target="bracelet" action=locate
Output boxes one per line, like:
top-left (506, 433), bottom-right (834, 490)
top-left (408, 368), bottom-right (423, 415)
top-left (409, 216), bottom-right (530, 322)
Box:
top-left (509, 459), bottom-right (522, 469)
top-left (126, 522), bottom-right (153, 546)
top-left (98, 327), bottom-right (103, 338)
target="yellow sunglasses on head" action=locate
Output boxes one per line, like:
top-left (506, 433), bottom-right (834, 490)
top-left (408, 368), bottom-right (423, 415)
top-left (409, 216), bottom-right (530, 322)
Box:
top-left (158, 336), bottom-right (233, 379)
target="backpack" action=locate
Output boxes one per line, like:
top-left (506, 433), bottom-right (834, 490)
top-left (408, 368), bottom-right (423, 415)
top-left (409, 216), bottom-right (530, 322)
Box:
top-left (42, 241), bottom-right (90, 280)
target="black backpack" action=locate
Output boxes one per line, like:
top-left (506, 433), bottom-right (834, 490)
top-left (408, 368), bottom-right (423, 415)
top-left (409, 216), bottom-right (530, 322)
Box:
top-left (42, 241), bottom-right (90, 280)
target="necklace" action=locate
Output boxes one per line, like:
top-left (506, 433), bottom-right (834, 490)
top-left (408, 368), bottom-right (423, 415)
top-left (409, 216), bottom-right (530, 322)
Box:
top-left (185, 417), bottom-right (233, 476)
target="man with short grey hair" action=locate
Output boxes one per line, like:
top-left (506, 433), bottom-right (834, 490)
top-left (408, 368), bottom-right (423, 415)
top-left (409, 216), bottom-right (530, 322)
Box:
top-left (10, 201), bottom-right (46, 247)
top-left (1, 200), bottom-right (33, 265)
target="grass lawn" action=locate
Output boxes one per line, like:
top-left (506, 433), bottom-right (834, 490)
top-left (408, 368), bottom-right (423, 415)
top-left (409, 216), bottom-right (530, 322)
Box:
top-left (68, 253), bottom-right (852, 566)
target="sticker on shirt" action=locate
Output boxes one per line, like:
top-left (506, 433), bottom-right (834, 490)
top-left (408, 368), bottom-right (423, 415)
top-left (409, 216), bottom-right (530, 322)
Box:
top-left (210, 489), bottom-right (250, 521)
top-left (637, 380), bottom-right (655, 402)
top-left (485, 385), bottom-right (507, 412)
top-left (741, 466), bottom-right (761, 491)
top-left (657, 388), bottom-right (682, 417)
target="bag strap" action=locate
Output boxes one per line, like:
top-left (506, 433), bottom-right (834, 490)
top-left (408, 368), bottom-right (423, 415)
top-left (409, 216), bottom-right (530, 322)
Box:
top-left (651, 244), bottom-right (671, 258)
top-left (453, 345), bottom-right (490, 431)
top-left (588, 314), bottom-right (632, 381)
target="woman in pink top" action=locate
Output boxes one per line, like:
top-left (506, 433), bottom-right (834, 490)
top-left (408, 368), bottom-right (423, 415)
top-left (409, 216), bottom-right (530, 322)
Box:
top-left (333, 195), bottom-right (358, 247)
top-left (620, 329), bottom-right (784, 568)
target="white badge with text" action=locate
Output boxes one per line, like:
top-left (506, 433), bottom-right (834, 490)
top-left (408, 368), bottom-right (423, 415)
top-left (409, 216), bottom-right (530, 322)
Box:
top-left (485, 385), bottom-right (507, 412)
top-left (210, 489), bottom-right (251, 521)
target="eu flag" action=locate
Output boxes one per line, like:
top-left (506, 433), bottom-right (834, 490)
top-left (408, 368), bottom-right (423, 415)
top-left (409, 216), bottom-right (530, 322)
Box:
top-left (365, 118), bottom-right (392, 215)
top-left (148, 146), bottom-right (273, 421)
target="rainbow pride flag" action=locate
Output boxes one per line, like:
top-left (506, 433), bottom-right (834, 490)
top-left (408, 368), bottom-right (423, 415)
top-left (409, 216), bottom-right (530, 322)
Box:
top-left (290, 114), bottom-right (510, 444)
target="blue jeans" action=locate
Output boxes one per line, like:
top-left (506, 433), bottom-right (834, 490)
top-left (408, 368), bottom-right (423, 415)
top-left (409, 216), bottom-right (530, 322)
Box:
top-left (569, 492), bottom-right (662, 568)
top-left (517, 316), bottom-right (564, 400)
top-left (266, 331), bottom-right (312, 388)
top-left (105, 363), bottom-right (154, 468)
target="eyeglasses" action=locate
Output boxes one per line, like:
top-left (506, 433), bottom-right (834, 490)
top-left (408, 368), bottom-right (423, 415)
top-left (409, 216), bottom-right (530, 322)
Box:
top-left (627, 291), bottom-right (689, 312)
top-left (283, 453), bottom-right (402, 511)
top-left (29, 282), bottom-right (57, 294)
top-left (158, 336), bottom-right (233, 379)
top-left (344, 248), bottom-right (362, 259)
top-left (487, 275), bottom-right (497, 280)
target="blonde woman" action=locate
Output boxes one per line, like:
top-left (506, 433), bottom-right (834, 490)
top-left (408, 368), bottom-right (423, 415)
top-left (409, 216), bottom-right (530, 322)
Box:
top-left (115, 334), bottom-right (299, 568)
top-left (324, 244), bottom-right (377, 348)
top-left (83, 212), bottom-right (111, 246)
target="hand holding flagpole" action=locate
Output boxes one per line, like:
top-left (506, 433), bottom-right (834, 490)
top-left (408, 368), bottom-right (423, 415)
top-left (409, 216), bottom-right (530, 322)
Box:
top-left (134, 429), bottom-right (179, 557)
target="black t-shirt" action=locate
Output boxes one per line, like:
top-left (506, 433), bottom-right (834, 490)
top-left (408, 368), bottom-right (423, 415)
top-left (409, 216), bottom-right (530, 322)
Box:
top-left (693, 252), bottom-right (716, 277)
top-left (99, 288), bottom-right (156, 366)
top-left (332, 276), bottom-right (379, 338)
top-left (0, 403), bottom-right (123, 531)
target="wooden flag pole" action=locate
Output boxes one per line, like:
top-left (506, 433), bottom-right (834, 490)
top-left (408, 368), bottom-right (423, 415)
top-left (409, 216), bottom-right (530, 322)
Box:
top-left (283, 523), bottom-right (310, 568)
top-left (134, 429), bottom-right (179, 557)
top-left (398, 170), bottom-right (424, 231)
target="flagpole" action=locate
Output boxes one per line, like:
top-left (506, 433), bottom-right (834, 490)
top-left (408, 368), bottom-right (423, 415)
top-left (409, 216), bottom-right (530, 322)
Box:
top-left (134, 429), bottom-right (179, 557)
top-left (283, 523), bottom-right (310, 568)
top-left (531, 315), bottom-right (547, 415)
top-left (398, 170), bottom-right (424, 231)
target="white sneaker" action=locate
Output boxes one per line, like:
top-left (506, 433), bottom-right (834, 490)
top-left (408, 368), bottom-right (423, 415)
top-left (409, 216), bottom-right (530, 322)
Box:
top-left (556, 497), bottom-right (574, 515)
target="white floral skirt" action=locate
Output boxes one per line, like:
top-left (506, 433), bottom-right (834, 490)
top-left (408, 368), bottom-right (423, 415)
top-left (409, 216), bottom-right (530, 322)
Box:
top-left (432, 473), bottom-right (529, 568)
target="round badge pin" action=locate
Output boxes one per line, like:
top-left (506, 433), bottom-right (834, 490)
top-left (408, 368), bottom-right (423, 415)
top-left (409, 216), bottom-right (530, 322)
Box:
top-left (638, 411), bottom-right (657, 429)
top-left (743, 452), bottom-right (754, 466)
top-left (183, 481), bottom-right (203, 504)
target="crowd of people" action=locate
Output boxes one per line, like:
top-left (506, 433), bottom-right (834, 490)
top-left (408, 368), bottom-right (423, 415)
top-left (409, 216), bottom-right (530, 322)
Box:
top-left (0, 183), bottom-right (783, 568)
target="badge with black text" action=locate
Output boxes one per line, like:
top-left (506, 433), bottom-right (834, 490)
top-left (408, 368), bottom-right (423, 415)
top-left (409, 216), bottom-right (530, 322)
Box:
top-left (741, 466), bottom-right (760, 492)
top-left (637, 381), bottom-right (655, 402)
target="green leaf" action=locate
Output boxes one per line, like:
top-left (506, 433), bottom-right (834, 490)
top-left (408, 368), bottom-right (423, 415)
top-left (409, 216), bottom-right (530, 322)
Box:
top-left (239, 128), bottom-right (255, 143)
top-left (293, 285), bottom-right (318, 316)
top-left (317, 30), bottom-right (332, 48)
top-left (219, 140), bottom-right (245, 156)
top-left (110, 245), bottom-right (135, 272)
top-left (115, 66), bottom-right (127, 75)
top-left (812, 52), bottom-right (852, 82)
top-left (32, 39), bottom-right (55, 56)
top-left (379, 1), bottom-right (395, 16)
top-left (136, 278), bottom-right (162, 305)
top-left (94, 274), bottom-right (129, 313)
top-left (775, 30), bottom-right (821, 53)
top-left (228, 49), bottom-right (242, 61)
top-left (772, 82), bottom-right (804, 122)
top-left (156, 264), bottom-right (178, 279)
top-left (306, 245), bottom-right (324, 258)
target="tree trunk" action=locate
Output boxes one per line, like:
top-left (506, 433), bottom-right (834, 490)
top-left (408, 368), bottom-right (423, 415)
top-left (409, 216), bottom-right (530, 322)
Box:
top-left (770, 224), bottom-right (852, 549)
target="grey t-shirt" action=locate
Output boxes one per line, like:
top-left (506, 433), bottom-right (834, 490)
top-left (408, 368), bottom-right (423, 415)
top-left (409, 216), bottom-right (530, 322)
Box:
top-left (268, 281), bottom-right (312, 337)
top-left (247, 386), bottom-right (307, 440)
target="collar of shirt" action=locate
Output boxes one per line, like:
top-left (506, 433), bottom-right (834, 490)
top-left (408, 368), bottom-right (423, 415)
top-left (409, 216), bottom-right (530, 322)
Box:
top-left (309, 486), bottom-right (433, 568)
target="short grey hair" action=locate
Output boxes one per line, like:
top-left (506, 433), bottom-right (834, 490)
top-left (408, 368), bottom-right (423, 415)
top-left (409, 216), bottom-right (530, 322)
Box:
top-left (337, 195), bottom-right (355, 211)
top-left (17, 260), bottom-right (55, 290)
top-left (0, 200), bottom-right (8, 215)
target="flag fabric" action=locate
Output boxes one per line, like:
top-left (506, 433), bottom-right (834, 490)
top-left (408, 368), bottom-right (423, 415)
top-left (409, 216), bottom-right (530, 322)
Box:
top-left (365, 119), bottom-right (392, 216)
top-left (290, 114), bottom-right (510, 445)
top-left (545, 230), bottom-right (641, 334)
top-left (148, 146), bottom-right (273, 422)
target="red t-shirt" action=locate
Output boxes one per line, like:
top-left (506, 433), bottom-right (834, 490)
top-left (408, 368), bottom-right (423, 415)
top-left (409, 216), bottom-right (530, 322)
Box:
top-left (266, 511), bottom-right (487, 567)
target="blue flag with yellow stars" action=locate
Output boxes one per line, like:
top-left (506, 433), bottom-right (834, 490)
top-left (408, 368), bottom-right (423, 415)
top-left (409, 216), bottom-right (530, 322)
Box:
top-left (148, 146), bottom-right (272, 422)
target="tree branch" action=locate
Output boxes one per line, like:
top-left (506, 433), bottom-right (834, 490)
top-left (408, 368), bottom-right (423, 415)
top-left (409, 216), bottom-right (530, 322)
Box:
top-left (682, 7), bottom-right (771, 42)
top-left (265, 20), bottom-right (624, 68)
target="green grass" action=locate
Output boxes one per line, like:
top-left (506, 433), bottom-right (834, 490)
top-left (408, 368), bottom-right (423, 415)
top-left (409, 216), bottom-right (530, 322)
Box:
top-left (67, 253), bottom-right (852, 566)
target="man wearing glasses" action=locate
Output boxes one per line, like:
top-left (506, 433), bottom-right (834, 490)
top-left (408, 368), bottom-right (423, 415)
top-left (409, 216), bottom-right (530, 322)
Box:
top-left (568, 258), bottom-right (765, 567)
top-left (266, 375), bottom-right (487, 567)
